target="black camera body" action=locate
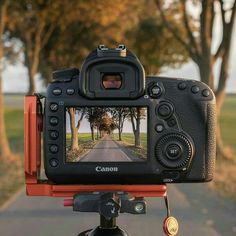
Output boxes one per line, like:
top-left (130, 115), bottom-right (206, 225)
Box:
top-left (44, 45), bottom-right (216, 184)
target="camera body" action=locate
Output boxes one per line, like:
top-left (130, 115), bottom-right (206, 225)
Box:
top-left (44, 45), bottom-right (216, 184)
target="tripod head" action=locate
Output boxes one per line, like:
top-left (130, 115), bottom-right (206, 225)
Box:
top-left (71, 192), bottom-right (146, 218)
top-left (64, 192), bottom-right (178, 236)
top-left (65, 192), bottom-right (146, 236)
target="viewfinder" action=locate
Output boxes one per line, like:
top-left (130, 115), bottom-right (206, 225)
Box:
top-left (102, 73), bottom-right (122, 89)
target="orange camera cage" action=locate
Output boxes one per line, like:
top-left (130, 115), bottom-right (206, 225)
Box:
top-left (24, 95), bottom-right (166, 198)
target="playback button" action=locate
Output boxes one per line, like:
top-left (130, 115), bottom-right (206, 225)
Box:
top-left (49, 158), bottom-right (59, 167)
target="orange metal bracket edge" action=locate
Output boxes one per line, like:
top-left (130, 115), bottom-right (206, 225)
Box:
top-left (24, 95), bottom-right (167, 198)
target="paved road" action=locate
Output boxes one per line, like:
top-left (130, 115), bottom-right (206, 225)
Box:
top-left (0, 184), bottom-right (236, 236)
top-left (81, 135), bottom-right (132, 162)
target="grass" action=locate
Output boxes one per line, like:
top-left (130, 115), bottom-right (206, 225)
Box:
top-left (66, 133), bottom-right (98, 161)
top-left (66, 133), bottom-right (95, 146)
top-left (112, 133), bottom-right (147, 149)
top-left (210, 95), bottom-right (236, 200)
top-left (112, 133), bottom-right (147, 160)
top-left (219, 95), bottom-right (236, 152)
top-left (0, 108), bottom-right (24, 207)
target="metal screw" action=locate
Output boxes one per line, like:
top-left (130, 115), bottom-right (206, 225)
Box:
top-left (134, 203), bottom-right (144, 213)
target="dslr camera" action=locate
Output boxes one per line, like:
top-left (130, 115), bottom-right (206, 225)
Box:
top-left (44, 45), bottom-right (216, 184)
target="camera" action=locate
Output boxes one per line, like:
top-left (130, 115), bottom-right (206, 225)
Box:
top-left (44, 45), bottom-right (216, 184)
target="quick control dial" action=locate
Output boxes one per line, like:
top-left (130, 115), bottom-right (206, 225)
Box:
top-left (155, 133), bottom-right (194, 169)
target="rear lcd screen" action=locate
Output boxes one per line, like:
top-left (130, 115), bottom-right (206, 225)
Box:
top-left (66, 107), bottom-right (147, 162)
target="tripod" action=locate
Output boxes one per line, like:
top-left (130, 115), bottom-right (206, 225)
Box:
top-left (64, 192), bottom-right (179, 236)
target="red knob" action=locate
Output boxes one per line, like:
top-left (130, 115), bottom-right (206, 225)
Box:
top-left (64, 199), bottom-right (73, 207)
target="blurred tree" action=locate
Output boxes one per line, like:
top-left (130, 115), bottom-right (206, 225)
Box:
top-left (126, 0), bottom-right (188, 74)
top-left (39, 0), bottom-right (143, 84)
top-left (155, 0), bottom-right (236, 158)
top-left (7, 0), bottom-right (75, 94)
top-left (0, 0), bottom-right (13, 161)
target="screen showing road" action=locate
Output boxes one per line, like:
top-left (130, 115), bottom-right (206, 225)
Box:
top-left (65, 107), bottom-right (147, 162)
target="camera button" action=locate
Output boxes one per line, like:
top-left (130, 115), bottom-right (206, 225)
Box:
top-left (202, 89), bottom-right (210, 97)
top-left (166, 144), bottom-right (182, 160)
top-left (52, 88), bottom-right (62, 96)
top-left (49, 117), bottom-right (58, 126)
top-left (163, 171), bottom-right (180, 179)
top-left (178, 82), bottom-right (187, 90)
top-left (49, 145), bottom-right (59, 153)
top-left (191, 85), bottom-right (200, 94)
top-left (49, 131), bottom-right (59, 140)
top-left (157, 103), bottom-right (173, 119)
top-left (149, 85), bottom-right (162, 98)
top-left (66, 88), bottom-right (75, 95)
top-left (50, 103), bottom-right (59, 112)
top-left (155, 124), bottom-right (164, 133)
top-left (167, 118), bottom-right (177, 127)
top-left (49, 158), bottom-right (59, 167)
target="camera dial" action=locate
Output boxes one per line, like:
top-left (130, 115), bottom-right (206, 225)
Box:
top-left (155, 133), bottom-right (194, 169)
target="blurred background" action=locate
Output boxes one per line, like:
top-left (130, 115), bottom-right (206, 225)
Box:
top-left (0, 0), bottom-right (235, 235)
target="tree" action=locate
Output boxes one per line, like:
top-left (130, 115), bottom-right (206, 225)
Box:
top-left (85, 108), bottom-right (97, 141)
top-left (99, 115), bottom-right (116, 136)
top-left (8, 0), bottom-right (76, 94)
top-left (129, 107), bottom-right (146, 147)
top-left (39, 0), bottom-right (144, 84)
top-left (68, 108), bottom-right (85, 150)
top-left (126, 1), bottom-right (188, 74)
top-left (155, 0), bottom-right (236, 158)
top-left (109, 108), bottom-right (129, 141)
top-left (0, 0), bottom-right (13, 161)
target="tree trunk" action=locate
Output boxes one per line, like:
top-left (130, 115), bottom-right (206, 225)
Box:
top-left (0, 0), bottom-right (13, 161)
top-left (134, 131), bottom-right (140, 147)
top-left (28, 70), bottom-right (36, 95)
top-left (135, 108), bottom-right (141, 147)
top-left (25, 45), bottom-right (39, 95)
top-left (0, 60), bottom-right (12, 161)
top-left (198, 61), bottom-right (214, 89)
top-left (68, 108), bottom-right (79, 150)
top-left (214, 40), bottom-right (233, 159)
top-left (90, 124), bottom-right (95, 141)
top-left (118, 127), bottom-right (122, 141)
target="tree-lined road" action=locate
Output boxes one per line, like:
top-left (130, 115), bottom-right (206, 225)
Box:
top-left (81, 135), bottom-right (132, 162)
top-left (0, 184), bottom-right (236, 236)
